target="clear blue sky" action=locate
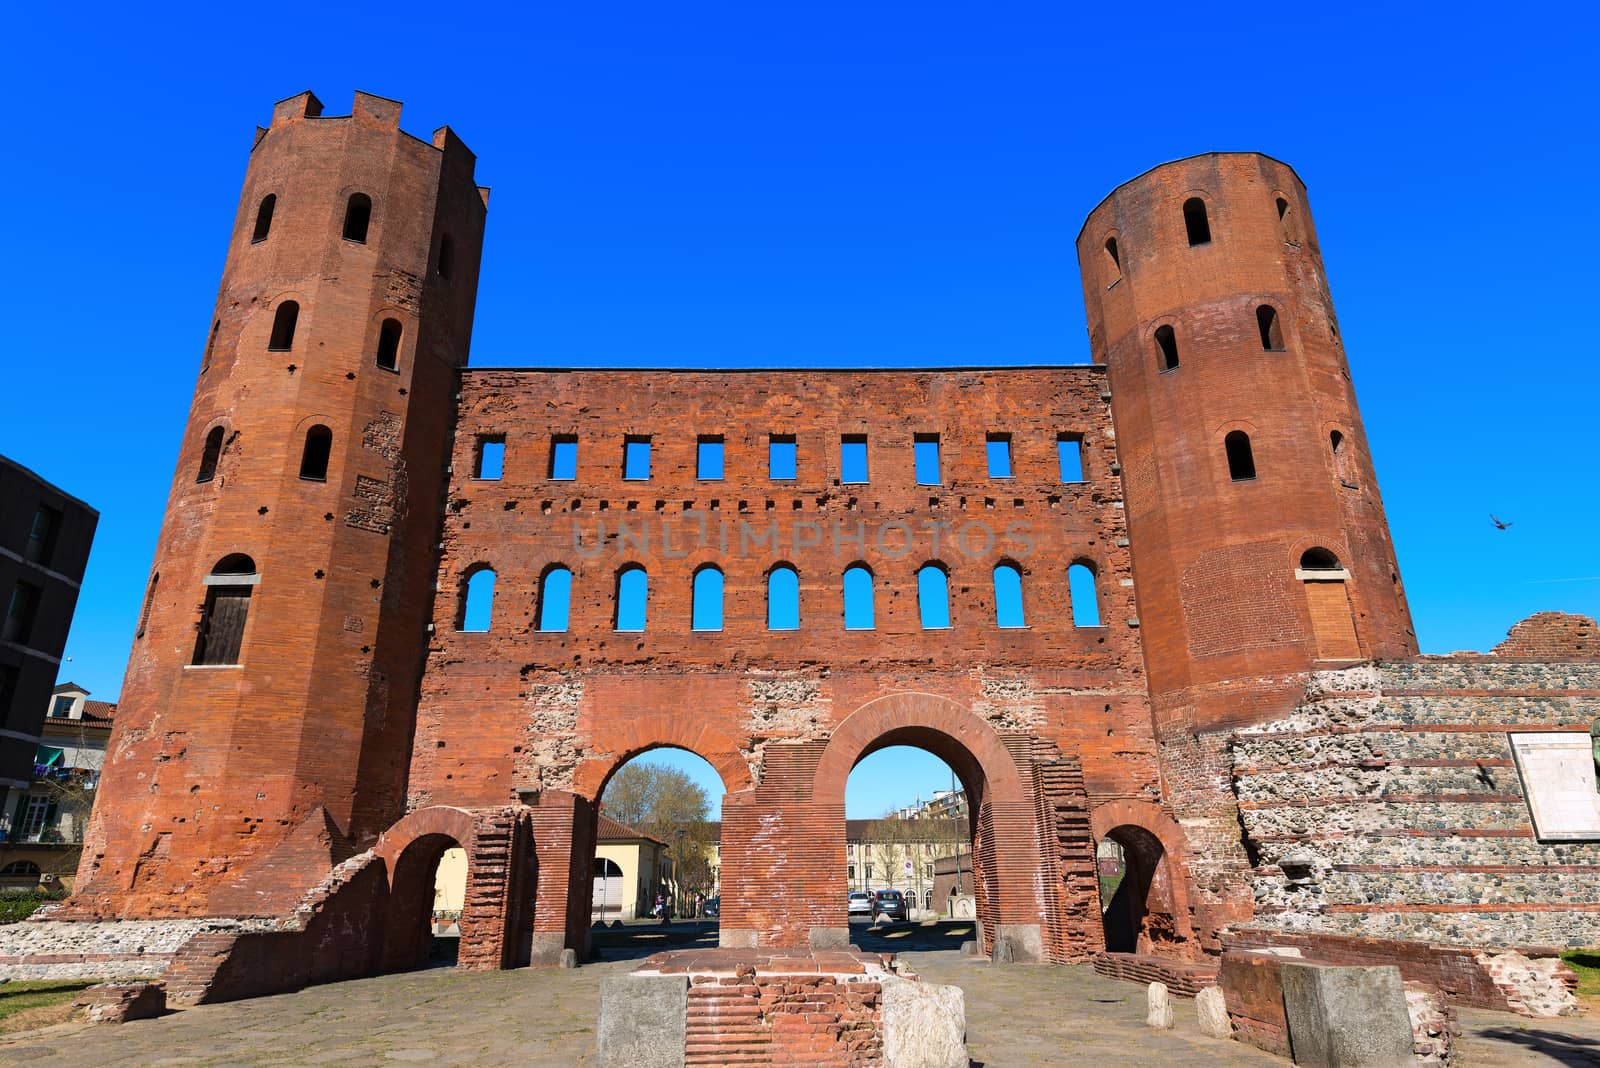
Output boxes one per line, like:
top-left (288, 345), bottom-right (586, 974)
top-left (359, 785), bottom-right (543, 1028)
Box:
top-left (4, 2), bottom-right (1595, 821)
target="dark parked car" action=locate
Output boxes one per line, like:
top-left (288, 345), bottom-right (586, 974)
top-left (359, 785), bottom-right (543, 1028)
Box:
top-left (873, 889), bottom-right (907, 922)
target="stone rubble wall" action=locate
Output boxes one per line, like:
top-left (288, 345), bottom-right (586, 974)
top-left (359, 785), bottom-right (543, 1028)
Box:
top-left (1230, 655), bottom-right (1600, 948)
top-left (0, 917), bottom-right (278, 981)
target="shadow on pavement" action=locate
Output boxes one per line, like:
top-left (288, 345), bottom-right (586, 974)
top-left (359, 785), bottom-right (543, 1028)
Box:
top-left (1473, 1026), bottom-right (1600, 1066)
top-left (588, 920), bottom-right (720, 962)
top-left (851, 919), bottom-right (977, 955)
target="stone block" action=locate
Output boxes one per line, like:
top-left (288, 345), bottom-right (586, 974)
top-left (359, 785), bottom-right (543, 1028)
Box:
top-left (809, 926), bottom-right (851, 949)
top-left (559, 948), bottom-right (578, 969)
top-left (1196, 986), bottom-right (1231, 1039)
top-left (992, 924), bottom-right (1043, 963)
top-left (882, 973), bottom-right (966, 1068)
top-left (1280, 962), bottom-right (1413, 1068)
top-left (719, 927), bottom-right (758, 949)
top-left (1146, 981), bottom-right (1174, 1030)
top-left (597, 973), bottom-right (688, 1068)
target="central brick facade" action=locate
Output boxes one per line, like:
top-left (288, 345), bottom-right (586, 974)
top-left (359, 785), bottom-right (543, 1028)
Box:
top-left (40, 93), bottom-right (1597, 1004)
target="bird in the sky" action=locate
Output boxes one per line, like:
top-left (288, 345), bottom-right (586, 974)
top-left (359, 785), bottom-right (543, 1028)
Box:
top-left (1491, 515), bottom-right (1514, 530)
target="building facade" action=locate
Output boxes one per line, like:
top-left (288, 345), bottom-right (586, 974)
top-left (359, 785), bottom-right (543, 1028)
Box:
top-left (0, 458), bottom-right (97, 839)
top-left (18, 94), bottom-right (1595, 1005)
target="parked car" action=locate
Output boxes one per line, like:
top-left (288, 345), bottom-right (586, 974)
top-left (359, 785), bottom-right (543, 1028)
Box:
top-left (848, 891), bottom-right (873, 917)
top-left (872, 889), bottom-right (907, 922)
top-left (703, 896), bottom-right (719, 918)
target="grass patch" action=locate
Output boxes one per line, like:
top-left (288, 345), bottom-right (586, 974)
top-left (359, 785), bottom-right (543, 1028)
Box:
top-left (1562, 950), bottom-right (1600, 998)
top-left (0, 890), bottom-right (69, 925)
top-left (0, 980), bottom-right (95, 1032)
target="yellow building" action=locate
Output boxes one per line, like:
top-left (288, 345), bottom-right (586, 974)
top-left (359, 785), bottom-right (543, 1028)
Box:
top-left (593, 813), bottom-right (672, 921)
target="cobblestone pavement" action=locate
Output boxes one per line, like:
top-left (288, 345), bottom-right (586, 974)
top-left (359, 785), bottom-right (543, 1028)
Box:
top-left (2, 924), bottom-right (1598, 1066)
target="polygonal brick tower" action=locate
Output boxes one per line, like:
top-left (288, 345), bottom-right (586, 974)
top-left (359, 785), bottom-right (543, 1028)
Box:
top-left (1077, 153), bottom-right (1417, 940)
top-left (72, 91), bottom-right (487, 917)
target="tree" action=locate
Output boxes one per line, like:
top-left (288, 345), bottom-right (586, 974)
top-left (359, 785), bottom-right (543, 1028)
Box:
top-left (601, 761), bottom-right (719, 903)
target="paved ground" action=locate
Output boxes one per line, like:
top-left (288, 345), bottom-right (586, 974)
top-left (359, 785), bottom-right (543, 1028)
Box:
top-left (2, 923), bottom-right (1598, 1066)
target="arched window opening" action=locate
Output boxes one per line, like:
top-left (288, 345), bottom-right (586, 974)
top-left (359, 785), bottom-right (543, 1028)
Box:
top-left (437, 235), bottom-right (455, 279)
top-left (767, 565), bottom-right (799, 631)
top-left (251, 194), bottom-right (276, 243)
top-left (1329, 430), bottom-right (1344, 456)
top-left (343, 193), bottom-right (372, 243)
top-left (538, 566), bottom-right (572, 632)
top-left (1256, 304), bottom-right (1285, 350)
top-left (1276, 196), bottom-right (1290, 221)
top-left (692, 566), bottom-right (724, 632)
top-left (1183, 197), bottom-right (1211, 246)
top-left (375, 318), bottom-right (402, 371)
top-left (299, 425), bottom-right (333, 481)
top-left (202, 319), bottom-right (219, 373)
top-left (0, 860), bottom-right (41, 877)
top-left (1154, 325), bottom-right (1179, 372)
top-left (1298, 548), bottom-right (1359, 658)
top-left (135, 571), bottom-right (158, 639)
top-left (1104, 236), bottom-right (1121, 279)
top-left (460, 567), bottom-right (496, 632)
top-left (268, 301), bottom-right (299, 351)
top-left (842, 565), bottom-right (875, 630)
top-left (1068, 563), bottom-right (1101, 628)
top-left (1300, 547), bottom-right (1342, 572)
top-left (993, 564), bottom-right (1026, 628)
top-left (192, 555), bottom-right (258, 666)
top-left (917, 565), bottom-right (951, 629)
top-left (1225, 431), bottom-right (1256, 481)
top-left (616, 566), bottom-right (648, 632)
top-left (196, 426), bottom-right (225, 483)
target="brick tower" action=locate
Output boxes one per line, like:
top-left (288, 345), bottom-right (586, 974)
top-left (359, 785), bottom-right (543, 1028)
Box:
top-left (1077, 153), bottom-right (1417, 940)
top-left (73, 92), bottom-right (487, 917)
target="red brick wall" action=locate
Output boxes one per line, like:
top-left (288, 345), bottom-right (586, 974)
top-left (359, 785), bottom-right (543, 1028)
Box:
top-left (1493, 612), bottom-right (1597, 659)
top-left (74, 92), bottom-right (488, 918)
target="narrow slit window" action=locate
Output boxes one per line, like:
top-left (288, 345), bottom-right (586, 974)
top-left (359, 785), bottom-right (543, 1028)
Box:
top-left (192, 554), bottom-right (257, 665)
top-left (986, 434), bottom-right (1012, 478)
top-left (1256, 305), bottom-right (1285, 350)
top-left (697, 436), bottom-right (725, 480)
top-left (769, 435), bottom-right (797, 480)
top-left (841, 435), bottom-right (869, 484)
top-left (1104, 236), bottom-right (1121, 279)
top-left (616, 566), bottom-right (648, 631)
top-left (343, 193), bottom-right (372, 243)
top-left (914, 434), bottom-right (941, 485)
top-left (842, 566), bottom-right (875, 630)
top-left (1225, 430), bottom-right (1256, 481)
top-left (537, 567), bottom-right (572, 632)
top-left (196, 426), bottom-right (225, 483)
top-left (1057, 434), bottom-right (1085, 483)
top-left (476, 437), bottom-right (505, 480)
top-left (1330, 430), bottom-right (1356, 485)
top-left (299, 425), bottom-right (332, 481)
top-left (549, 435), bottom-right (578, 480)
top-left (993, 564), bottom-right (1026, 628)
top-left (1155, 325), bottom-right (1180, 371)
top-left (623, 436), bottom-right (652, 480)
top-left (24, 507), bottom-right (59, 566)
top-left (135, 571), bottom-right (159, 639)
top-left (917, 565), bottom-right (951, 629)
top-left (438, 235), bottom-right (454, 279)
top-left (268, 301), bottom-right (299, 351)
top-left (460, 567), bottom-right (495, 632)
top-left (202, 319), bottom-right (219, 372)
top-left (692, 567), bottom-right (724, 631)
top-left (1068, 563), bottom-right (1100, 627)
top-left (767, 565), bottom-right (799, 630)
top-left (375, 318), bottom-right (402, 370)
top-left (251, 194), bottom-right (276, 243)
top-left (1183, 197), bottom-right (1211, 246)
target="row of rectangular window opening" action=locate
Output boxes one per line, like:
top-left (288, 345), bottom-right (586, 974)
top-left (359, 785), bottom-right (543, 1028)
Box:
top-left (1102, 194), bottom-right (1296, 278)
top-left (459, 561), bottom-right (1105, 633)
top-left (205, 304), bottom-right (405, 373)
top-left (475, 433), bottom-right (1089, 485)
top-left (1152, 305), bottom-right (1285, 372)
top-left (248, 193), bottom-right (456, 278)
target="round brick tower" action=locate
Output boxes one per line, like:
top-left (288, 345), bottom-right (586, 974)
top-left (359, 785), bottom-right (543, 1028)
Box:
top-left (1078, 153), bottom-right (1416, 942)
top-left (74, 91), bottom-right (488, 917)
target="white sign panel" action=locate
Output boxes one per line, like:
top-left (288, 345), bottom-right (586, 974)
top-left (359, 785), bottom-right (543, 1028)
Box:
top-left (1509, 732), bottom-right (1600, 841)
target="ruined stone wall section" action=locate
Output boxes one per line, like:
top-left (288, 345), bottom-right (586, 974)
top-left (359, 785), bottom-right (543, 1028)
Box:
top-left (1231, 657), bottom-right (1600, 948)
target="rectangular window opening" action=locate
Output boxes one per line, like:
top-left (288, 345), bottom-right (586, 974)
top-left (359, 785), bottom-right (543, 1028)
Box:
top-left (476, 436), bottom-right (505, 480)
top-left (769, 435), bottom-right (797, 480)
top-left (2, 582), bottom-right (43, 645)
top-left (1057, 433), bottom-right (1085, 483)
top-left (548, 435), bottom-right (577, 480)
top-left (623, 436), bottom-right (652, 481)
top-left (697, 436), bottom-right (725, 480)
top-left (914, 434), bottom-right (941, 486)
top-left (25, 506), bottom-right (61, 566)
top-left (986, 434), bottom-right (1013, 479)
top-left (841, 435), bottom-right (869, 484)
